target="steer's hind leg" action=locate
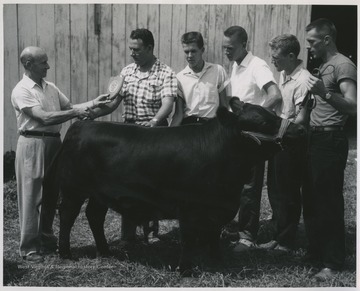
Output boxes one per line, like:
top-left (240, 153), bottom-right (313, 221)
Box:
top-left (59, 195), bottom-right (85, 259)
top-left (86, 197), bottom-right (110, 257)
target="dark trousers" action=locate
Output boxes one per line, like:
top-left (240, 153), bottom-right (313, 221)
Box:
top-left (267, 145), bottom-right (305, 247)
top-left (237, 160), bottom-right (265, 240)
top-left (302, 131), bottom-right (348, 270)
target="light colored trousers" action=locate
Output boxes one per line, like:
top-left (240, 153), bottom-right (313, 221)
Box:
top-left (15, 135), bottom-right (61, 257)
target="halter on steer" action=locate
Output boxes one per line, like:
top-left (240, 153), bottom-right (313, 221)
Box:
top-left (241, 118), bottom-right (292, 150)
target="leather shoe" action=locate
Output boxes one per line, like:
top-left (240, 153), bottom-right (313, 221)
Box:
top-left (23, 253), bottom-right (44, 263)
top-left (233, 238), bottom-right (256, 252)
top-left (313, 267), bottom-right (337, 282)
top-left (258, 240), bottom-right (278, 250)
top-left (302, 252), bottom-right (321, 263)
top-left (273, 244), bottom-right (291, 253)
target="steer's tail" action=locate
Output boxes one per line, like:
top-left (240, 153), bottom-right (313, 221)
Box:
top-left (41, 144), bottom-right (64, 237)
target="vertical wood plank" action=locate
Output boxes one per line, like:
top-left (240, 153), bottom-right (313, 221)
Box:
top-left (137, 4), bottom-right (148, 29)
top-left (70, 4), bottom-right (88, 106)
top-left (54, 4), bottom-right (72, 137)
top-left (87, 4), bottom-right (99, 101)
top-left (297, 5), bottom-right (312, 65)
top-left (125, 4), bottom-right (137, 65)
top-left (98, 4), bottom-right (113, 122)
top-left (208, 5), bottom-right (231, 71)
top-left (4, 4), bottom-right (19, 151)
top-left (159, 4), bottom-right (172, 66)
top-left (137, 4), bottom-right (160, 58)
top-left (36, 4), bottom-right (56, 83)
top-left (17, 4), bottom-right (37, 76)
top-left (220, 5), bottom-right (233, 73)
top-left (112, 4), bottom-right (126, 122)
top-left (147, 4), bottom-right (160, 58)
top-left (186, 5), bottom-right (209, 60)
top-left (253, 5), bottom-right (273, 61)
top-left (268, 5), bottom-right (284, 80)
top-left (171, 4), bottom-right (186, 73)
top-left (229, 5), bottom-right (256, 52)
top-left (288, 5), bottom-right (299, 36)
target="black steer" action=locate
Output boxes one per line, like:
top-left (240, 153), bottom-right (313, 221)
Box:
top-left (42, 97), bottom-right (306, 275)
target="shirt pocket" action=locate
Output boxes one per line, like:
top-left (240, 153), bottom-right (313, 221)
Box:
top-left (202, 82), bottom-right (218, 105)
top-left (125, 75), bottom-right (139, 96)
top-left (143, 79), bottom-right (162, 103)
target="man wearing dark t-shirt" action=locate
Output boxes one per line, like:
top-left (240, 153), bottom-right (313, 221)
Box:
top-left (303, 18), bottom-right (357, 282)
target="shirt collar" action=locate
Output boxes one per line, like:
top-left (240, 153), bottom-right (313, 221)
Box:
top-left (182, 61), bottom-right (212, 76)
top-left (234, 51), bottom-right (253, 69)
top-left (132, 57), bottom-right (160, 77)
top-left (22, 74), bottom-right (47, 89)
top-left (280, 60), bottom-right (305, 83)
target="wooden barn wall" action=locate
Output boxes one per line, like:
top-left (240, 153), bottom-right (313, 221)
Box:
top-left (3, 4), bottom-right (311, 152)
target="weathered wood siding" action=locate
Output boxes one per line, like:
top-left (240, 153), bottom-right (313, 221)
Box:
top-left (3, 4), bottom-right (311, 152)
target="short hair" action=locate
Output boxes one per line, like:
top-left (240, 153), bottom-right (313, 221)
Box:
top-left (306, 18), bottom-right (337, 42)
top-left (130, 28), bottom-right (155, 48)
top-left (224, 26), bottom-right (248, 44)
top-left (181, 31), bottom-right (204, 49)
top-left (269, 34), bottom-right (301, 57)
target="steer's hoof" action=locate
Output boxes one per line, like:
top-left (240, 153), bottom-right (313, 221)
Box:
top-left (179, 264), bottom-right (194, 277)
top-left (180, 268), bottom-right (193, 277)
top-left (59, 252), bottom-right (78, 261)
top-left (96, 250), bottom-right (112, 258)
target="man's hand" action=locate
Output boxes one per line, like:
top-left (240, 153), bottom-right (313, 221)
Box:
top-left (75, 106), bottom-right (91, 120)
top-left (78, 107), bottom-right (98, 120)
top-left (93, 94), bottom-right (111, 107)
top-left (305, 75), bottom-right (327, 98)
top-left (136, 119), bottom-right (158, 127)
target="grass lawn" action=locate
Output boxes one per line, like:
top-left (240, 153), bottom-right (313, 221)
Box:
top-left (2, 148), bottom-right (356, 287)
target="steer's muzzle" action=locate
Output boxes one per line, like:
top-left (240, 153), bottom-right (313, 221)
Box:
top-left (284, 122), bottom-right (307, 141)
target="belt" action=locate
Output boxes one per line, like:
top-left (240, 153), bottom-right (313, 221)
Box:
top-left (182, 116), bottom-right (210, 124)
top-left (310, 126), bottom-right (344, 132)
top-left (20, 130), bottom-right (60, 138)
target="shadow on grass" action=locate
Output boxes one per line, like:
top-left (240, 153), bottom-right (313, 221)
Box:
top-left (3, 259), bottom-right (28, 285)
top-left (57, 223), bottom-right (336, 277)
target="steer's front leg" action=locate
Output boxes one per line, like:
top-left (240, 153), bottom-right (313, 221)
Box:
top-left (86, 197), bottom-right (110, 257)
top-left (59, 195), bottom-right (84, 259)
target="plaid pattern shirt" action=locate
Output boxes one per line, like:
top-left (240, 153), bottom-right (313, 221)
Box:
top-left (119, 58), bottom-right (177, 122)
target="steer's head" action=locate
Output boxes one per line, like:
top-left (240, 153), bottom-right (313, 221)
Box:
top-left (218, 97), bottom-right (307, 148)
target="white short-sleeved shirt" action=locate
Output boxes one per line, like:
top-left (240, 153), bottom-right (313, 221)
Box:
top-left (226, 52), bottom-right (276, 106)
top-left (177, 62), bottom-right (228, 118)
top-left (11, 74), bottom-right (70, 133)
top-left (276, 61), bottom-right (311, 121)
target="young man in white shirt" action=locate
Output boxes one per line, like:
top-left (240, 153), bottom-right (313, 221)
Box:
top-left (259, 34), bottom-right (311, 253)
top-left (222, 26), bottom-right (281, 250)
top-left (171, 31), bottom-right (228, 126)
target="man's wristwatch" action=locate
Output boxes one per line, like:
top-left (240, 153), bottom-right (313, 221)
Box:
top-left (150, 118), bottom-right (159, 126)
top-left (324, 91), bottom-right (332, 100)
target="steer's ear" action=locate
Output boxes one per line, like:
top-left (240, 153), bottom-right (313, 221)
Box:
top-left (229, 97), bottom-right (245, 114)
top-left (217, 106), bottom-right (237, 126)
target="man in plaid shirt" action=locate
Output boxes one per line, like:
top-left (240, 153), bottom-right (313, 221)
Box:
top-left (93, 28), bottom-right (177, 127)
top-left (91, 28), bottom-right (177, 242)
